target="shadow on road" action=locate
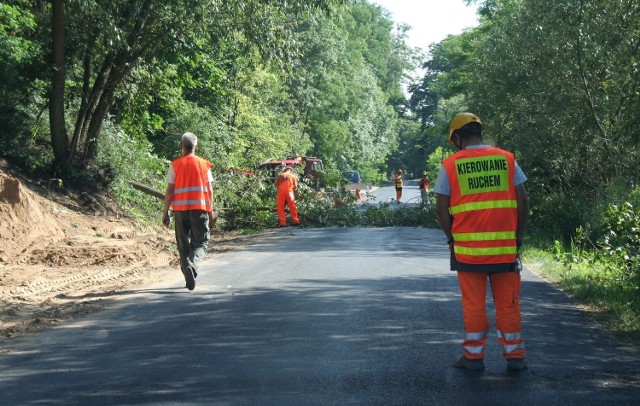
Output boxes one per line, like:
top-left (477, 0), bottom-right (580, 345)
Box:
top-left (1, 227), bottom-right (639, 404)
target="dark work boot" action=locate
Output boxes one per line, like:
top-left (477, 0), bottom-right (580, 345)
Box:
top-left (183, 267), bottom-right (195, 291)
top-left (506, 358), bottom-right (528, 371)
top-left (453, 356), bottom-right (485, 371)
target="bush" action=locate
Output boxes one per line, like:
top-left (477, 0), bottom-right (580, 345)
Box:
top-left (535, 194), bottom-right (640, 344)
top-left (96, 120), bottom-right (167, 222)
top-left (599, 202), bottom-right (640, 286)
top-left (214, 170), bottom-right (276, 230)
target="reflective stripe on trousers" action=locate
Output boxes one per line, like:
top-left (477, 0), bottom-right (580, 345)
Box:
top-left (497, 330), bottom-right (525, 358)
top-left (457, 271), bottom-right (525, 360)
top-left (463, 330), bottom-right (488, 357)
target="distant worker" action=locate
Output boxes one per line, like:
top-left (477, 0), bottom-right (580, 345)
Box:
top-left (394, 169), bottom-right (403, 203)
top-left (162, 132), bottom-right (217, 291)
top-left (419, 171), bottom-right (430, 204)
top-left (275, 166), bottom-right (300, 227)
top-left (350, 170), bottom-right (362, 200)
top-left (434, 113), bottom-right (529, 372)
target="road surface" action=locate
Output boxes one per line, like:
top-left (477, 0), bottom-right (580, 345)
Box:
top-left (1, 227), bottom-right (639, 404)
top-left (363, 179), bottom-right (425, 206)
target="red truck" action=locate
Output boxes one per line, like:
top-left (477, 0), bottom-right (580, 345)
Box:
top-left (257, 156), bottom-right (324, 186)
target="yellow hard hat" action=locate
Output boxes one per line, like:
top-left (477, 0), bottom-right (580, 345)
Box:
top-left (449, 113), bottom-right (483, 144)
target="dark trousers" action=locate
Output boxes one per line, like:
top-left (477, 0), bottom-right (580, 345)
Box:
top-left (174, 210), bottom-right (210, 274)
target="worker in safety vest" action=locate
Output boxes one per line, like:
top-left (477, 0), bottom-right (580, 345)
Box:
top-left (419, 171), bottom-right (430, 204)
top-left (393, 169), bottom-right (403, 203)
top-left (434, 113), bottom-right (529, 372)
top-left (275, 166), bottom-right (300, 227)
top-left (162, 132), bottom-right (216, 291)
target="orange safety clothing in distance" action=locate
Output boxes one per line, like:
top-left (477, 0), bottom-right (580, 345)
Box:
top-left (275, 171), bottom-right (299, 226)
top-left (394, 176), bottom-right (403, 189)
top-left (170, 155), bottom-right (212, 212)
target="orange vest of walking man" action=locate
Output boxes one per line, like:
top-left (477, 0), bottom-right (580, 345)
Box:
top-left (162, 132), bottom-right (217, 291)
top-left (434, 113), bottom-right (529, 372)
top-left (275, 166), bottom-right (300, 227)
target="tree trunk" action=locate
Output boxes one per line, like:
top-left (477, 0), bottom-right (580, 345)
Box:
top-left (49, 0), bottom-right (69, 168)
top-left (69, 31), bottom-right (97, 158)
top-left (83, 46), bottom-right (150, 160)
top-left (71, 0), bottom-right (155, 163)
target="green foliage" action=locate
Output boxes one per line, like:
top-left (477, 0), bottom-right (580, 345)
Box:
top-left (298, 185), bottom-right (362, 227)
top-left (96, 119), bottom-right (166, 222)
top-left (532, 195), bottom-right (640, 343)
top-left (161, 100), bottom-right (238, 165)
top-left (213, 172), bottom-right (277, 230)
top-left (424, 147), bottom-right (452, 185)
top-left (206, 167), bottom-right (439, 230)
top-left (528, 242), bottom-right (639, 343)
top-left (599, 202), bottom-right (640, 285)
top-left (385, 118), bottom-right (423, 178)
top-left (299, 190), bottom-right (438, 228)
top-left (362, 203), bottom-right (438, 228)
top-left (410, 0), bottom-right (640, 340)
top-left (3, 0), bottom-right (415, 192)
top-left (411, 0), bottom-right (640, 243)
top-left (289, 1), bottom-right (410, 176)
top-left (0, 2), bottom-right (46, 162)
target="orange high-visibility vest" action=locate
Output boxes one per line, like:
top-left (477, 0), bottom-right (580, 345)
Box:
top-left (170, 155), bottom-right (212, 211)
top-left (276, 172), bottom-right (297, 193)
top-left (443, 147), bottom-right (518, 265)
top-left (395, 176), bottom-right (403, 188)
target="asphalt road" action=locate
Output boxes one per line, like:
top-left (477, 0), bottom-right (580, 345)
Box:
top-left (1, 227), bottom-right (639, 405)
top-left (364, 179), bottom-right (425, 206)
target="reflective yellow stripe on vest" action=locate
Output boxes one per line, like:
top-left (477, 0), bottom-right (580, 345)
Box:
top-left (454, 245), bottom-right (518, 256)
top-left (449, 199), bottom-right (517, 215)
top-left (452, 231), bottom-right (516, 242)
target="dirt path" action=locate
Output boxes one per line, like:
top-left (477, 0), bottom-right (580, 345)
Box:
top-left (0, 166), bottom-right (255, 343)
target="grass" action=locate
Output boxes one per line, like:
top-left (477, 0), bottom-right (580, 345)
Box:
top-left (522, 247), bottom-right (640, 351)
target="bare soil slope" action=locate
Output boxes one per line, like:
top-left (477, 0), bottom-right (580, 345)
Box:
top-left (0, 162), bottom-right (249, 342)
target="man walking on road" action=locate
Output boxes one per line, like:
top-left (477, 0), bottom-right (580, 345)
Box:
top-left (434, 113), bottom-right (529, 372)
top-left (162, 132), bottom-right (217, 291)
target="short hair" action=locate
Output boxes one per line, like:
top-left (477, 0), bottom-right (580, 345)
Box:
top-left (456, 122), bottom-right (483, 140)
top-left (181, 132), bottom-right (198, 152)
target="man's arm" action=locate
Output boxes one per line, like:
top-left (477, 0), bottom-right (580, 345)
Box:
top-left (435, 193), bottom-right (453, 242)
top-left (162, 183), bottom-right (174, 227)
top-left (515, 183), bottom-right (529, 247)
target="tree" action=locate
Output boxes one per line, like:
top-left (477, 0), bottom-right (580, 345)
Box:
top-left (46, 0), bottom-right (342, 171)
top-left (49, 0), bottom-right (67, 167)
top-left (411, 0), bottom-right (640, 237)
top-left (288, 1), bottom-right (413, 174)
top-left (0, 2), bottom-right (41, 152)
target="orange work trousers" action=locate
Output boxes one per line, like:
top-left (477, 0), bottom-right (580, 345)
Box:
top-left (276, 190), bottom-right (299, 226)
top-left (457, 271), bottom-right (525, 360)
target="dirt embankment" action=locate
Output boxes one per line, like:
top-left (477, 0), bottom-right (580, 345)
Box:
top-left (0, 163), bottom-right (248, 342)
